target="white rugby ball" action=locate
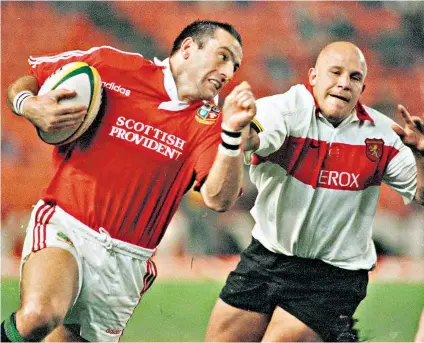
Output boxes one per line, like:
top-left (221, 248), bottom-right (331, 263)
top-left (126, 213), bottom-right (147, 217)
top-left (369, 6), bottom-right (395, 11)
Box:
top-left (37, 61), bottom-right (102, 145)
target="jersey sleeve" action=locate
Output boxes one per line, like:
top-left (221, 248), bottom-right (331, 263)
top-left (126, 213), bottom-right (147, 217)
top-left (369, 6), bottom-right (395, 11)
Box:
top-left (28, 47), bottom-right (106, 86)
top-left (382, 137), bottom-right (417, 204)
top-left (28, 46), bottom-right (148, 87)
top-left (245, 94), bottom-right (289, 164)
top-left (192, 123), bottom-right (222, 192)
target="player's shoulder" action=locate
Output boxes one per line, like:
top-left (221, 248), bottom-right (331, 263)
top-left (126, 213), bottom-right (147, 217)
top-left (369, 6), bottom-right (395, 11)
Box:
top-left (29, 45), bottom-right (155, 71)
top-left (359, 104), bottom-right (406, 148)
top-left (256, 84), bottom-right (313, 113)
top-left (255, 84), bottom-right (314, 131)
top-left (362, 105), bottom-right (398, 134)
top-left (92, 46), bottom-right (155, 69)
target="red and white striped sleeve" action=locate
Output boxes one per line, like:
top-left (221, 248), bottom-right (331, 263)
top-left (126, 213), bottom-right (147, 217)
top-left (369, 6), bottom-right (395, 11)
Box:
top-left (382, 136), bottom-right (417, 204)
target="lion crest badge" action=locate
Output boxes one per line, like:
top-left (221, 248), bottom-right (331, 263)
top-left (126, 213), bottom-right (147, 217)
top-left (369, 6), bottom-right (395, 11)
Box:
top-left (196, 104), bottom-right (220, 125)
top-left (365, 138), bottom-right (384, 162)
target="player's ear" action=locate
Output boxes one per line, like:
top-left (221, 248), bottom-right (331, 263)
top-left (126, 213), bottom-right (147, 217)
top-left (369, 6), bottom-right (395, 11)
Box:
top-left (180, 37), bottom-right (194, 59)
top-left (308, 68), bottom-right (317, 86)
top-left (361, 84), bottom-right (366, 94)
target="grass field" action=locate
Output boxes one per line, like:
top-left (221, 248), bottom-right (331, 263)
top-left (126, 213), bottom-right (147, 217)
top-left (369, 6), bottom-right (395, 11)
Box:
top-left (1, 279), bottom-right (423, 341)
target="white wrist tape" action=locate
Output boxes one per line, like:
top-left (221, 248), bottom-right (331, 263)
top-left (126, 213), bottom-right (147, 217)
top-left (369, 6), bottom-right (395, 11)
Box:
top-left (221, 132), bottom-right (242, 146)
top-left (221, 122), bottom-right (242, 154)
top-left (219, 143), bottom-right (241, 157)
top-left (13, 90), bottom-right (34, 116)
top-left (221, 122), bottom-right (243, 134)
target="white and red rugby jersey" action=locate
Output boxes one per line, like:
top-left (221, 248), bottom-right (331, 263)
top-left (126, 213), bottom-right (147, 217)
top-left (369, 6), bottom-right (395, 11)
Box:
top-left (29, 46), bottom-right (224, 249)
top-left (248, 84), bottom-right (417, 270)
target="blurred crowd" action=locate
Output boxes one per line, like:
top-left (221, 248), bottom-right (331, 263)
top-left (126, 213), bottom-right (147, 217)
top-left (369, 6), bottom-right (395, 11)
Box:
top-left (2, 1), bottom-right (423, 259)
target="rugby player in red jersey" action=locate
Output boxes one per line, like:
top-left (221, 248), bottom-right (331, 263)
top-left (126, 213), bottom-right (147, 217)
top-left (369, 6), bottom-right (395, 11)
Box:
top-left (205, 41), bottom-right (424, 342)
top-left (3, 20), bottom-right (256, 342)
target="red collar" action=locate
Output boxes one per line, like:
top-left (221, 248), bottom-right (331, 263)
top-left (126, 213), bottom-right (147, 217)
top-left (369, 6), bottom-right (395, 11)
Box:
top-left (305, 84), bottom-right (374, 123)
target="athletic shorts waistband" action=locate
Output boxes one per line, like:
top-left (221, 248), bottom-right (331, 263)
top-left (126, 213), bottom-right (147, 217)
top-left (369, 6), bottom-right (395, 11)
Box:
top-left (36, 200), bottom-right (155, 260)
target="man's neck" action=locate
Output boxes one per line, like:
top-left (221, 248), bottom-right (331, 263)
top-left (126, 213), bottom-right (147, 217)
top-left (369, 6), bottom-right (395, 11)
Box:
top-left (169, 55), bottom-right (193, 103)
top-left (322, 111), bottom-right (354, 128)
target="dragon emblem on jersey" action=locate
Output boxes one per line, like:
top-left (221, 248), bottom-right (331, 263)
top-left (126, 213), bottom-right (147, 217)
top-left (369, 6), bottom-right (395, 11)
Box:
top-left (365, 138), bottom-right (384, 162)
top-left (195, 104), bottom-right (220, 125)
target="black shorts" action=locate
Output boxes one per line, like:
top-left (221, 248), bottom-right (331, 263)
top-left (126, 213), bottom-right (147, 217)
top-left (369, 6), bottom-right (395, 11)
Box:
top-left (220, 238), bottom-right (369, 342)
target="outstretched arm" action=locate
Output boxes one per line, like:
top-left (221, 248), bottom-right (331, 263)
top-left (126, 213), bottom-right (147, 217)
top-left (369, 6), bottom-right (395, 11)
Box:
top-left (201, 81), bottom-right (256, 212)
top-left (7, 75), bottom-right (87, 132)
top-left (392, 105), bottom-right (424, 205)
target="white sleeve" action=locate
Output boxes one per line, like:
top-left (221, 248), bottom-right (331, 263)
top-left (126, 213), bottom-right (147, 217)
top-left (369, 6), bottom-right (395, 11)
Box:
top-left (244, 95), bottom-right (289, 165)
top-left (383, 140), bottom-right (417, 204)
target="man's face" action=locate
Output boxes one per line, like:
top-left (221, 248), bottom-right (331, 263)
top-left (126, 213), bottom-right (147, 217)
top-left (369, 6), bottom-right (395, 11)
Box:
top-left (308, 44), bottom-right (367, 125)
top-left (180, 29), bottom-right (242, 102)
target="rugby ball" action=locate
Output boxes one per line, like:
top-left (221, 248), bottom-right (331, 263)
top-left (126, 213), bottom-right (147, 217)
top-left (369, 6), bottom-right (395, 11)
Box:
top-left (37, 62), bottom-right (102, 145)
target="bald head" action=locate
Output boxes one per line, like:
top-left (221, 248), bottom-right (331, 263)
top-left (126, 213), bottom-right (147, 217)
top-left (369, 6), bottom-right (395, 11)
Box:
top-left (308, 41), bottom-right (368, 125)
top-left (315, 41), bottom-right (367, 79)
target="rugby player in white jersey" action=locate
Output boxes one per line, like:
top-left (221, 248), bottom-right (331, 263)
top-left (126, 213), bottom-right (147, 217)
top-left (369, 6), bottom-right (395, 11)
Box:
top-left (205, 41), bottom-right (424, 342)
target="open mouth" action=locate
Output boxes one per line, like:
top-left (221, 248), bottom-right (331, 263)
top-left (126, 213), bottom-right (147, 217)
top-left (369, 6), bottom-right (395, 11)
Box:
top-left (208, 79), bottom-right (221, 91)
top-left (330, 94), bottom-right (350, 102)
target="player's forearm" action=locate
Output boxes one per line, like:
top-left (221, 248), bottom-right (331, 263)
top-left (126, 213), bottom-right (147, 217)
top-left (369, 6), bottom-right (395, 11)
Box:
top-left (201, 81), bottom-right (255, 211)
top-left (7, 75), bottom-right (39, 116)
top-left (201, 152), bottom-right (244, 212)
top-left (414, 154), bottom-right (424, 205)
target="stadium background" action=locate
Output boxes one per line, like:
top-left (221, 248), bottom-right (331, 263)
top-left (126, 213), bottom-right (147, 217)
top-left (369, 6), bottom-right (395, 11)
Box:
top-left (1, 1), bottom-right (423, 341)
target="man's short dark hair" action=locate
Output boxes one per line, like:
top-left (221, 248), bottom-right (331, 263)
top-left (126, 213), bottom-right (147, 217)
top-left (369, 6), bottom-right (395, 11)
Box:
top-left (170, 20), bottom-right (242, 56)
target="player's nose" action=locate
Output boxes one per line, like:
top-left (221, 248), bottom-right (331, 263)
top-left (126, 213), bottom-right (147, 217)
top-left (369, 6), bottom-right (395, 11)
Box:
top-left (220, 64), bottom-right (234, 83)
top-left (338, 73), bottom-right (351, 89)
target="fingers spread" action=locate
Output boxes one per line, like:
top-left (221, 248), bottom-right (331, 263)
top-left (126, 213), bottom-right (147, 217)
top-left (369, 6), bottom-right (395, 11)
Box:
top-left (391, 123), bottom-right (405, 138)
top-left (411, 117), bottom-right (424, 133)
top-left (397, 104), bottom-right (413, 125)
top-left (57, 103), bottom-right (87, 115)
top-left (53, 88), bottom-right (77, 100)
top-left (49, 115), bottom-right (84, 131)
top-left (54, 110), bottom-right (86, 124)
top-left (53, 121), bottom-right (82, 130)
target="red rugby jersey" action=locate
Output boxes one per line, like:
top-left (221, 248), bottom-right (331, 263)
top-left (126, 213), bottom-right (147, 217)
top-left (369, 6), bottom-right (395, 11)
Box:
top-left (29, 46), bottom-right (223, 248)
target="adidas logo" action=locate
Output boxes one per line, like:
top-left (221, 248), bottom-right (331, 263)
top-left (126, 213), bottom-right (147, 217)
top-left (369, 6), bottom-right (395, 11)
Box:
top-left (102, 81), bottom-right (131, 97)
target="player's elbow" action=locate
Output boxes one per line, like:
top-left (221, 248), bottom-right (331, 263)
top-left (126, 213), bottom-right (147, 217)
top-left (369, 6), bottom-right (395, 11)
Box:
top-left (201, 188), bottom-right (236, 212)
top-left (203, 196), bottom-right (234, 212)
top-left (200, 182), bottom-right (239, 212)
top-left (213, 200), bottom-right (234, 212)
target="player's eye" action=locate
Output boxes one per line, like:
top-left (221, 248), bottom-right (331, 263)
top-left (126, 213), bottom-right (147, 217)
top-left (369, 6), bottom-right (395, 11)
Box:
top-left (218, 53), bottom-right (228, 62)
